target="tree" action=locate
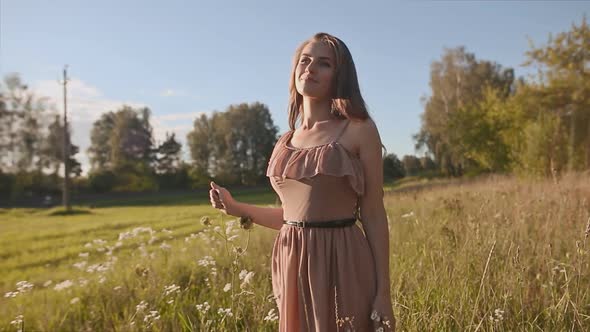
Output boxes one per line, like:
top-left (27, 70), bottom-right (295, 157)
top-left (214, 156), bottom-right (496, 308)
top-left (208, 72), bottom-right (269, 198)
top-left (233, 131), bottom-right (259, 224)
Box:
top-left (88, 105), bottom-right (155, 172)
top-left (402, 155), bottom-right (422, 177)
top-left (155, 132), bottom-right (182, 174)
top-left (187, 102), bottom-right (279, 186)
top-left (87, 105), bottom-right (157, 192)
top-left (383, 153), bottom-right (405, 181)
top-left (414, 47), bottom-right (515, 176)
top-left (0, 73), bottom-right (51, 173)
top-left (41, 114), bottom-right (82, 177)
top-left (522, 15), bottom-right (590, 172)
top-left (88, 111), bottom-right (116, 171)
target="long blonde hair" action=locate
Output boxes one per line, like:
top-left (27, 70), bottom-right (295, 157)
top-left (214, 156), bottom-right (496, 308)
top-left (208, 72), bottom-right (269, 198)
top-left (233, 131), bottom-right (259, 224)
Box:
top-left (287, 32), bottom-right (371, 130)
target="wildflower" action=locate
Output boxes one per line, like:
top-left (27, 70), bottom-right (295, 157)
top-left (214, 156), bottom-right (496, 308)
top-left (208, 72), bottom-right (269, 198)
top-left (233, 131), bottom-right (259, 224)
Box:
top-left (135, 265), bottom-right (149, 277)
top-left (200, 216), bottom-right (211, 226)
top-left (54, 280), bottom-right (74, 291)
top-left (10, 314), bottom-right (23, 327)
top-left (239, 215), bottom-right (254, 230)
top-left (223, 283), bottom-right (231, 292)
top-left (160, 242), bottom-right (171, 251)
top-left (136, 300), bottom-right (148, 313)
top-left (197, 256), bottom-right (216, 267)
top-left (113, 286), bottom-right (122, 291)
top-left (79, 252), bottom-right (89, 258)
top-left (196, 301), bottom-right (211, 314)
top-left (401, 211), bottom-right (414, 218)
top-left (143, 310), bottom-right (161, 328)
top-left (4, 291), bottom-right (18, 298)
top-left (163, 284), bottom-right (181, 296)
top-left (263, 308), bottom-right (279, 321)
top-left (70, 297), bottom-right (80, 304)
top-left (43, 280), bottom-right (53, 287)
top-left (73, 261), bottom-right (87, 270)
top-left (490, 308), bottom-right (505, 322)
top-left (16, 281), bottom-right (34, 293)
top-left (239, 270), bottom-right (255, 289)
top-left (218, 307), bottom-right (233, 317)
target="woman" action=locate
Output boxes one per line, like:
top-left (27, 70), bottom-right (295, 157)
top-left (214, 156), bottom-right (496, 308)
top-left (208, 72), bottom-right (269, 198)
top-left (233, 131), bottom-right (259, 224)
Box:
top-left (209, 32), bottom-right (395, 332)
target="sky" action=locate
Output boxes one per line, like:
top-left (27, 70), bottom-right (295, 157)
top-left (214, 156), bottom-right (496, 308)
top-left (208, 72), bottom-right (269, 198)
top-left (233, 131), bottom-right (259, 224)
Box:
top-left (1, 0), bottom-right (588, 175)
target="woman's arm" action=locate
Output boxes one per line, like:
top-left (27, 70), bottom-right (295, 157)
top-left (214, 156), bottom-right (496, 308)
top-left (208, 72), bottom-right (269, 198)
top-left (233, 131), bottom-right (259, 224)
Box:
top-left (210, 181), bottom-right (284, 231)
top-left (233, 202), bottom-right (284, 231)
top-left (356, 119), bottom-right (392, 294)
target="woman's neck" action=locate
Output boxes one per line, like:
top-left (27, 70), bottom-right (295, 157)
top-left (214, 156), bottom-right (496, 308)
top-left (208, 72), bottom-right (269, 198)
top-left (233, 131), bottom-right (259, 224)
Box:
top-left (300, 97), bottom-right (337, 130)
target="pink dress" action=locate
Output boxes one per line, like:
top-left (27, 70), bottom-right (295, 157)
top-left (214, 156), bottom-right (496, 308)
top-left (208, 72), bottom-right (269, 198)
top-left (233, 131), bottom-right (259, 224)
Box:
top-left (266, 119), bottom-right (379, 332)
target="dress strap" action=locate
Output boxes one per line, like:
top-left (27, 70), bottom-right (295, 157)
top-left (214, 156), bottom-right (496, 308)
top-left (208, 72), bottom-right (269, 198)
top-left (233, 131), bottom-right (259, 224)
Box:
top-left (333, 119), bottom-right (351, 142)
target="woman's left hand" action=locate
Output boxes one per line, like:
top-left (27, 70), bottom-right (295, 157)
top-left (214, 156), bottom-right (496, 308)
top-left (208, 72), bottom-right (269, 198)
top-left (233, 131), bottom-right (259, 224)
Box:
top-left (370, 293), bottom-right (396, 331)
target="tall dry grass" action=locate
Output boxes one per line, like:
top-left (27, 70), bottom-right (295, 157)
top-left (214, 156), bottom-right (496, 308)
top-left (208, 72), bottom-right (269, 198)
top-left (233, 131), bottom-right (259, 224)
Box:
top-left (1, 172), bottom-right (589, 331)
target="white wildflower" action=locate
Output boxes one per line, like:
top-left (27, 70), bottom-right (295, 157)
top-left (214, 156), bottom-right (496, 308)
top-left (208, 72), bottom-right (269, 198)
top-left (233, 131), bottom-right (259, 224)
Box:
top-left (159, 242), bottom-right (171, 251)
top-left (4, 291), bottom-right (18, 298)
top-left (79, 252), bottom-right (89, 258)
top-left (70, 297), bottom-right (80, 304)
top-left (43, 280), bottom-right (53, 287)
top-left (196, 301), bottom-right (210, 314)
top-left (197, 256), bottom-right (216, 267)
top-left (263, 308), bottom-right (279, 321)
top-left (163, 284), bottom-right (181, 296)
top-left (223, 283), bottom-right (231, 292)
top-left (401, 211), bottom-right (415, 218)
top-left (73, 261), bottom-right (87, 270)
top-left (218, 307), bottom-right (233, 317)
top-left (10, 314), bottom-right (23, 326)
top-left (143, 310), bottom-right (161, 328)
top-left (136, 300), bottom-right (148, 313)
top-left (54, 280), bottom-right (74, 291)
top-left (16, 281), bottom-right (34, 293)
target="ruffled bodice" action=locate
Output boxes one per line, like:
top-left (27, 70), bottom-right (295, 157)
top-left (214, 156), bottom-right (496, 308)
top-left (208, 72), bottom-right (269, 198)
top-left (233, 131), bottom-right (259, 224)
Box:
top-left (265, 126), bottom-right (365, 222)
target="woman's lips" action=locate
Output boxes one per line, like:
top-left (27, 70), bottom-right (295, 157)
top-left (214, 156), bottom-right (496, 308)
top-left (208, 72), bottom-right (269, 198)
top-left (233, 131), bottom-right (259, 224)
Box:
top-left (301, 75), bottom-right (318, 83)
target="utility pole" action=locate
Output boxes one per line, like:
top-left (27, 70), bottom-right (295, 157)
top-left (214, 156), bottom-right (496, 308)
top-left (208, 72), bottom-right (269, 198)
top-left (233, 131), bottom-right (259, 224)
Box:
top-left (60, 65), bottom-right (71, 211)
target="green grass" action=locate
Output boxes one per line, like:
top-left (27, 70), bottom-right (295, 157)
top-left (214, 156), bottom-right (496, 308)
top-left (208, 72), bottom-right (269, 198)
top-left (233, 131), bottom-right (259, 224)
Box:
top-left (1, 175), bottom-right (589, 331)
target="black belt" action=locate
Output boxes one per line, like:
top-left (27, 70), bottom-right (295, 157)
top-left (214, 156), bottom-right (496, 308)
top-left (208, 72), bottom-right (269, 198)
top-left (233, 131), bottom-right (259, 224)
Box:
top-left (283, 217), bottom-right (357, 228)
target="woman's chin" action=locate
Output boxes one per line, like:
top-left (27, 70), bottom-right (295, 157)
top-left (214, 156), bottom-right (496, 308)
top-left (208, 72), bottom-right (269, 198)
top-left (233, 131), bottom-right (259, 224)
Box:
top-left (297, 88), bottom-right (327, 99)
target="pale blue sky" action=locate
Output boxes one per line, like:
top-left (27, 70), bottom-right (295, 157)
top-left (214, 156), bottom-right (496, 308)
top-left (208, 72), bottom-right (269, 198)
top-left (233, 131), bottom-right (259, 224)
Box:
top-left (1, 0), bottom-right (588, 173)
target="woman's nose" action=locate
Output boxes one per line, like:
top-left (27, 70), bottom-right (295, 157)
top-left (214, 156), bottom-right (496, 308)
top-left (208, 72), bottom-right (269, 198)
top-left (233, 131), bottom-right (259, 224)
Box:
top-left (305, 60), bottom-right (317, 73)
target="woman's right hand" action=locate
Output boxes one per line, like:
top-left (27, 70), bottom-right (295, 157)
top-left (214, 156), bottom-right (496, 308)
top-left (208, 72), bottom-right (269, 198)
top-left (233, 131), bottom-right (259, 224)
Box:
top-left (209, 181), bottom-right (239, 216)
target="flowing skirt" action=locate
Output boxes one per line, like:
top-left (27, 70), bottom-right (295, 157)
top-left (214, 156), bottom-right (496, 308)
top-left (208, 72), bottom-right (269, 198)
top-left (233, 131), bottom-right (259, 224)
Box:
top-left (271, 223), bottom-right (378, 332)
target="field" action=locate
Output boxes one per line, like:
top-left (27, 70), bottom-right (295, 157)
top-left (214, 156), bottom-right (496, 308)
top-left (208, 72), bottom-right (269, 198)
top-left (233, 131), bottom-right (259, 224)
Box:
top-left (1, 174), bottom-right (589, 331)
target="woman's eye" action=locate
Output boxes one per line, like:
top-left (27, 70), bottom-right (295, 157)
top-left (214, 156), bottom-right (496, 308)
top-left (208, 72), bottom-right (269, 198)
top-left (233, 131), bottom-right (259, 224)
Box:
top-left (321, 62), bottom-right (331, 67)
top-left (300, 58), bottom-right (309, 64)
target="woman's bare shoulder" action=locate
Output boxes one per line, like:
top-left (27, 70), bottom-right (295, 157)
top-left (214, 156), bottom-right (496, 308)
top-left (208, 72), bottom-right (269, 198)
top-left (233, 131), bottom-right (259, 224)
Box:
top-left (350, 117), bottom-right (379, 139)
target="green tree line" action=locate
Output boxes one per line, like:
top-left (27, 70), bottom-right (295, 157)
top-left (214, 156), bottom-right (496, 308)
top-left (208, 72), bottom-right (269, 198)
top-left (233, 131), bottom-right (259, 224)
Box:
top-left (1, 17), bottom-right (588, 201)
top-left (414, 17), bottom-right (590, 179)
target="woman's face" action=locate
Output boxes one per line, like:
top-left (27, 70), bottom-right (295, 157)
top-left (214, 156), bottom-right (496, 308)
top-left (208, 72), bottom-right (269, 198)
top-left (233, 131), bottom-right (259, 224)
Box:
top-left (295, 41), bottom-right (336, 100)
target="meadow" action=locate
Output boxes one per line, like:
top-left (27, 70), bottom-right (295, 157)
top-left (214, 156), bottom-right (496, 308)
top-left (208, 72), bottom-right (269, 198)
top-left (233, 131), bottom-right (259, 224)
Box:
top-left (1, 173), bottom-right (589, 331)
